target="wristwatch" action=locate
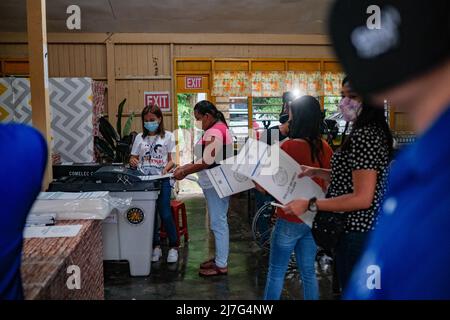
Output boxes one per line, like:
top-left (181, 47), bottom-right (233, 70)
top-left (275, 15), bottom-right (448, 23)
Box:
top-left (308, 197), bottom-right (318, 213)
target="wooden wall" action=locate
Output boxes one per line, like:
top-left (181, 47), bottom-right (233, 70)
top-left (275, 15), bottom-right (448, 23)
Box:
top-left (0, 33), bottom-right (340, 132)
top-left (0, 33), bottom-right (412, 133)
top-left (113, 44), bottom-right (172, 132)
top-left (2, 33), bottom-right (410, 134)
top-left (174, 44), bottom-right (334, 58)
top-left (48, 44), bottom-right (106, 78)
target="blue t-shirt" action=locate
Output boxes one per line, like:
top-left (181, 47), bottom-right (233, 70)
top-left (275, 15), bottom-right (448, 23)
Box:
top-left (0, 124), bottom-right (47, 300)
top-left (345, 105), bottom-right (450, 299)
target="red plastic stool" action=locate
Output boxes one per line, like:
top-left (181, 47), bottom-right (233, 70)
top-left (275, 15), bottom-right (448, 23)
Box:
top-left (160, 200), bottom-right (189, 246)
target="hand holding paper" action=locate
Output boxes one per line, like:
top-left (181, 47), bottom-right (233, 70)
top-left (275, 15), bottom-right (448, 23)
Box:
top-left (206, 161), bottom-right (255, 198)
top-left (232, 138), bottom-right (325, 227)
top-left (233, 138), bottom-right (325, 204)
top-left (282, 199), bottom-right (310, 217)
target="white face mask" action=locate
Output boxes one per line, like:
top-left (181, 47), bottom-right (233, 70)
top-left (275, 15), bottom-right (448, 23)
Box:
top-left (194, 120), bottom-right (204, 131)
top-left (195, 113), bottom-right (211, 131)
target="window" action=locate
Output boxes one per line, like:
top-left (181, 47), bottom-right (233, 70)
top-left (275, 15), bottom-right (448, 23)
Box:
top-left (324, 95), bottom-right (348, 137)
top-left (215, 96), bottom-right (249, 151)
top-left (324, 95), bottom-right (341, 118)
top-left (252, 97), bottom-right (283, 131)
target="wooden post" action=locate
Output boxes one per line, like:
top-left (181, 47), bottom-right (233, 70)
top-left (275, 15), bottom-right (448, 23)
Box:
top-left (106, 40), bottom-right (116, 121)
top-left (27, 0), bottom-right (52, 189)
top-left (170, 43), bottom-right (175, 128)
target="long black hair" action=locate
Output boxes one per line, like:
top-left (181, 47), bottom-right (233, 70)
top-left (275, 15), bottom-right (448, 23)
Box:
top-left (341, 103), bottom-right (394, 159)
top-left (193, 100), bottom-right (228, 128)
top-left (288, 95), bottom-right (324, 164)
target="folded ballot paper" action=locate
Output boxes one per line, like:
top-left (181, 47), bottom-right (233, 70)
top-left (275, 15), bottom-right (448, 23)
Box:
top-left (206, 161), bottom-right (255, 198)
top-left (29, 191), bottom-right (131, 220)
top-left (232, 138), bottom-right (325, 227)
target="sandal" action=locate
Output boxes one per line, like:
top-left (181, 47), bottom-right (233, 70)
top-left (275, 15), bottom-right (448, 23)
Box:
top-left (200, 258), bottom-right (215, 269)
top-left (198, 263), bottom-right (228, 277)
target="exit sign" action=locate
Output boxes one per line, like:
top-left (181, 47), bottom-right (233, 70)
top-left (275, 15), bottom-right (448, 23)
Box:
top-left (185, 76), bottom-right (203, 89)
top-left (144, 92), bottom-right (170, 112)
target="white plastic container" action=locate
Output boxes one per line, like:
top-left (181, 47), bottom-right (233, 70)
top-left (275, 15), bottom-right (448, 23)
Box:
top-left (102, 190), bottom-right (159, 276)
top-left (31, 190), bottom-right (159, 276)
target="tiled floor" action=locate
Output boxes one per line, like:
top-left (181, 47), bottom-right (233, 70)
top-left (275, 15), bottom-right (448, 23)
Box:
top-left (104, 192), bottom-right (336, 300)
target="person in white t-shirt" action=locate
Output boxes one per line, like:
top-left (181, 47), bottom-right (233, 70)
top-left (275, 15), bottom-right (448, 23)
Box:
top-left (130, 104), bottom-right (178, 263)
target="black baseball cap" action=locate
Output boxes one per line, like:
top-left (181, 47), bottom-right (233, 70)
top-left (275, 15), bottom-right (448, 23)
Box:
top-left (328, 0), bottom-right (450, 96)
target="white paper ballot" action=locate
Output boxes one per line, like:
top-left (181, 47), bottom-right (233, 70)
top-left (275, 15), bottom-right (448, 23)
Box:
top-left (233, 138), bottom-right (325, 227)
top-left (232, 138), bottom-right (271, 179)
top-left (138, 173), bottom-right (173, 181)
top-left (206, 163), bottom-right (255, 198)
top-left (23, 225), bottom-right (82, 238)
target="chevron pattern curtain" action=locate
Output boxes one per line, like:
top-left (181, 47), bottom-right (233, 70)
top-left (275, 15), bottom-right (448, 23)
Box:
top-left (49, 78), bottom-right (94, 163)
top-left (0, 78), bottom-right (32, 123)
top-left (0, 77), bottom-right (94, 163)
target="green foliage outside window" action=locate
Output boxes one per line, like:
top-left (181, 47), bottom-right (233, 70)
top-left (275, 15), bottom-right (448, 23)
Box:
top-left (177, 93), bottom-right (195, 129)
top-left (324, 96), bottom-right (341, 118)
top-left (252, 97), bottom-right (283, 113)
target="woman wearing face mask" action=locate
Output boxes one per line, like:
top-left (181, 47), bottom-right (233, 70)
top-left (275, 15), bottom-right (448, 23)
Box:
top-left (340, 78), bottom-right (362, 119)
top-left (172, 100), bottom-right (233, 277)
top-left (282, 81), bottom-right (394, 293)
top-left (130, 104), bottom-right (178, 263)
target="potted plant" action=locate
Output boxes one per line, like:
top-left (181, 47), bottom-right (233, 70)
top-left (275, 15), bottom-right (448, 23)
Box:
top-left (94, 98), bottom-right (137, 164)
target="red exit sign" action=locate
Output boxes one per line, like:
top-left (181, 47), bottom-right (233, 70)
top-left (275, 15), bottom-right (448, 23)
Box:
top-left (185, 76), bottom-right (203, 89)
top-left (144, 92), bottom-right (170, 112)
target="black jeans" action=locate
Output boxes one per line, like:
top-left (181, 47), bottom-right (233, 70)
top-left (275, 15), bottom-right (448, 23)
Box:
top-left (336, 231), bottom-right (369, 292)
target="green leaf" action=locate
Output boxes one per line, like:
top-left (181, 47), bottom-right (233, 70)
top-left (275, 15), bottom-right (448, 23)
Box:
top-left (116, 98), bottom-right (127, 139)
top-left (123, 112), bottom-right (135, 137)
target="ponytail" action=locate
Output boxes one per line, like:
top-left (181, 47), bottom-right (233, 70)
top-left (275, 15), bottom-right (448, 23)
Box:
top-left (215, 110), bottom-right (228, 128)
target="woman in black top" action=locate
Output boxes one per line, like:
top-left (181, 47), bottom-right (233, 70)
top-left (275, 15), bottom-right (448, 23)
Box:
top-left (283, 94), bottom-right (393, 292)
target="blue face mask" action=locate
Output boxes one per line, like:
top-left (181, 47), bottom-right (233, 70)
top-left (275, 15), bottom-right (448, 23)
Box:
top-left (144, 121), bottom-right (159, 132)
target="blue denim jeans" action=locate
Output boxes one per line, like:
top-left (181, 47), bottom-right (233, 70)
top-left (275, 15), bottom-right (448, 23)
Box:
top-left (264, 219), bottom-right (319, 300)
top-left (153, 178), bottom-right (178, 248)
top-left (202, 187), bottom-right (231, 268)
